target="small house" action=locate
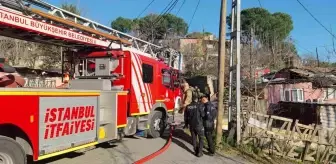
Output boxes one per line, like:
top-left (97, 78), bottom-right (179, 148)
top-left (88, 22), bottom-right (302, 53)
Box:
top-left (262, 67), bottom-right (336, 114)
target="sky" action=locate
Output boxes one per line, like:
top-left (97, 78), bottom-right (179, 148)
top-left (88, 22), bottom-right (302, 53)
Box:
top-left (46, 0), bottom-right (336, 62)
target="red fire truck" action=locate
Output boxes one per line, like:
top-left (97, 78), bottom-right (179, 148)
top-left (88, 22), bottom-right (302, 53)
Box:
top-left (0, 0), bottom-right (183, 163)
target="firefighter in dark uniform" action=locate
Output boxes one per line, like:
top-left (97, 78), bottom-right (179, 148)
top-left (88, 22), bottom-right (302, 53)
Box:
top-left (200, 95), bottom-right (217, 156)
top-left (184, 96), bottom-right (205, 157)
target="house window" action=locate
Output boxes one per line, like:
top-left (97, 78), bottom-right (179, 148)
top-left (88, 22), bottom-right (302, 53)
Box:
top-left (142, 63), bottom-right (153, 83)
top-left (324, 88), bottom-right (336, 100)
top-left (283, 89), bottom-right (304, 102)
top-left (297, 89), bottom-right (303, 101)
top-left (292, 90), bottom-right (298, 101)
top-left (284, 90), bottom-right (290, 101)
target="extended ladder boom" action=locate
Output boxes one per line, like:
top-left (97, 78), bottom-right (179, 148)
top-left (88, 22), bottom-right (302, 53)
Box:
top-left (22, 0), bottom-right (182, 68)
top-left (0, 0), bottom-right (183, 70)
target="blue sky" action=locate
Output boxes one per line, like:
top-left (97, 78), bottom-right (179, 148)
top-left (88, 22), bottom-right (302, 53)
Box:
top-left (47, 0), bottom-right (336, 61)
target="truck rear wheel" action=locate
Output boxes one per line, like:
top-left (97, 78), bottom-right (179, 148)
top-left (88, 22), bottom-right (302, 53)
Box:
top-left (148, 111), bottom-right (166, 138)
top-left (0, 136), bottom-right (26, 164)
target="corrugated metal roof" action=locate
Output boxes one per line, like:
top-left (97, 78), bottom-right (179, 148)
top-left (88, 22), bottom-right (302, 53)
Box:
top-left (289, 68), bottom-right (315, 77)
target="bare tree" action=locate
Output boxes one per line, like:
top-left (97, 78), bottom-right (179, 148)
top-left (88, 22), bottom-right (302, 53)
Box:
top-left (0, 39), bottom-right (28, 66)
top-left (301, 53), bottom-right (318, 67)
top-left (0, 36), bottom-right (61, 70)
top-left (39, 45), bottom-right (61, 70)
top-left (24, 43), bottom-right (43, 68)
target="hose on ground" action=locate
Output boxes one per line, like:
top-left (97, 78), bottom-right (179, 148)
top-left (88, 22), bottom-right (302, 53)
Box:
top-left (133, 124), bottom-right (175, 164)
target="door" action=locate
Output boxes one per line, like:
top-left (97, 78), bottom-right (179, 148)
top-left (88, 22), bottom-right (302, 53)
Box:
top-left (141, 62), bottom-right (154, 112)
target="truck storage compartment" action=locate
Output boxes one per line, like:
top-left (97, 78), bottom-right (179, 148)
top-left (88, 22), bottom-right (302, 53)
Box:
top-left (69, 79), bottom-right (126, 143)
top-left (26, 88), bottom-right (99, 156)
top-left (97, 91), bottom-right (119, 142)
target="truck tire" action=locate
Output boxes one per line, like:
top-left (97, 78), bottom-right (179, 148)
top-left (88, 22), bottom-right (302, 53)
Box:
top-left (0, 136), bottom-right (26, 164)
top-left (148, 111), bottom-right (166, 138)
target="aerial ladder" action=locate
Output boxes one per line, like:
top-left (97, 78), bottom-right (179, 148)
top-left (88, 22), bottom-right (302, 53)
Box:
top-left (0, 0), bottom-right (182, 68)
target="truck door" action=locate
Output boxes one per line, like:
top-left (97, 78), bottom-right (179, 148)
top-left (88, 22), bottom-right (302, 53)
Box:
top-left (141, 62), bottom-right (154, 112)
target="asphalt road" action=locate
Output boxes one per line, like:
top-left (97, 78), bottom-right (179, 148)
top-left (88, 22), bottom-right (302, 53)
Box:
top-left (34, 131), bottom-right (249, 164)
top-left (34, 115), bottom-right (245, 164)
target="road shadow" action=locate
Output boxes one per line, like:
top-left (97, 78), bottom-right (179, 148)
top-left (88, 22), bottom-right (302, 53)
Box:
top-left (124, 135), bottom-right (140, 139)
top-left (27, 143), bottom-right (119, 164)
top-left (97, 142), bottom-right (118, 149)
top-left (161, 128), bottom-right (195, 155)
top-left (27, 151), bottom-right (84, 164)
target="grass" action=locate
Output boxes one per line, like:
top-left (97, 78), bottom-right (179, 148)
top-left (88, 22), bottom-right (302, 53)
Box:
top-left (183, 128), bottom-right (299, 164)
top-left (218, 135), bottom-right (301, 164)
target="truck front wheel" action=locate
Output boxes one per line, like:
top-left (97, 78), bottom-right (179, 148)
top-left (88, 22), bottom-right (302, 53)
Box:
top-left (0, 136), bottom-right (26, 164)
top-left (148, 111), bottom-right (166, 138)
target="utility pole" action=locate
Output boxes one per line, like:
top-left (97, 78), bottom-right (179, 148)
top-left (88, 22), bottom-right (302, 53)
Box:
top-left (249, 27), bottom-right (253, 79)
top-left (250, 26), bottom-right (257, 111)
top-left (316, 47), bottom-right (320, 67)
top-left (235, 0), bottom-right (242, 145)
top-left (203, 26), bottom-right (208, 69)
top-left (215, 0), bottom-right (227, 146)
top-left (228, 0), bottom-right (241, 144)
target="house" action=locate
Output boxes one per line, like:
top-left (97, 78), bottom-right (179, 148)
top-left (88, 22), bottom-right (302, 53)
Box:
top-left (162, 35), bottom-right (230, 57)
top-left (185, 75), bottom-right (218, 98)
top-left (13, 66), bottom-right (63, 88)
top-left (262, 67), bottom-right (336, 113)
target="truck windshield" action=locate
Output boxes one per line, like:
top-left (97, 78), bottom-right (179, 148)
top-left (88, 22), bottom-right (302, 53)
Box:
top-left (162, 73), bottom-right (171, 84)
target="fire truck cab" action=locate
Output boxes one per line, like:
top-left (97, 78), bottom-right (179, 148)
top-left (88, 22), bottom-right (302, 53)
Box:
top-left (67, 48), bottom-right (183, 138)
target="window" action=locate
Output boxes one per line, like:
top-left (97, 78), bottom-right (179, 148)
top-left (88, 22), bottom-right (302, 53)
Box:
top-left (324, 89), bottom-right (328, 99)
top-left (283, 89), bottom-right (304, 102)
top-left (297, 89), bottom-right (303, 101)
top-left (161, 69), bottom-right (171, 86)
top-left (162, 74), bottom-right (171, 84)
top-left (142, 63), bottom-right (153, 83)
top-left (284, 90), bottom-right (290, 101)
top-left (324, 88), bottom-right (336, 100)
top-left (292, 90), bottom-right (298, 102)
top-left (99, 64), bottom-right (105, 70)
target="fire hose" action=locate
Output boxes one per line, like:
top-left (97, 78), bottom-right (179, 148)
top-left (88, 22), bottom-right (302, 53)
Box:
top-left (133, 122), bottom-right (177, 164)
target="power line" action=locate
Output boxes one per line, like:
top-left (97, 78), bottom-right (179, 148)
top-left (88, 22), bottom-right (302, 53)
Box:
top-left (296, 0), bottom-right (336, 39)
top-left (137, 0), bottom-right (179, 39)
top-left (152, 0), bottom-right (179, 26)
top-left (187, 0), bottom-right (201, 30)
top-left (291, 38), bottom-right (313, 54)
top-left (137, 0), bottom-right (156, 19)
top-left (176, 0), bottom-right (186, 15)
top-left (292, 38), bottom-right (335, 54)
top-left (257, 0), bottom-right (262, 7)
top-left (158, 0), bottom-right (176, 16)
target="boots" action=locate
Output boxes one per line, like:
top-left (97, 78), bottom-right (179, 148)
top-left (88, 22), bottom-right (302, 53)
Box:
top-left (196, 152), bottom-right (203, 157)
top-left (194, 147), bottom-right (203, 157)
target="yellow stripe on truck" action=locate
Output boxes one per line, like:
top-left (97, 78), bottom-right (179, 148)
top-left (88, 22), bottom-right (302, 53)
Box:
top-left (117, 92), bottom-right (128, 96)
top-left (37, 142), bottom-right (98, 160)
top-left (117, 124), bottom-right (127, 128)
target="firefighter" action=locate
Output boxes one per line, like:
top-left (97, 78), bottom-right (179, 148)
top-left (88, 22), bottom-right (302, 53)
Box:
top-left (200, 95), bottom-right (217, 156)
top-left (63, 71), bottom-right (70, 83)
top-left (179, 81), bottom-right (193, 114)
top-left (184, 95), bottom-right (205, 157)
top-left (194, 86), bottom-right (202, 100)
